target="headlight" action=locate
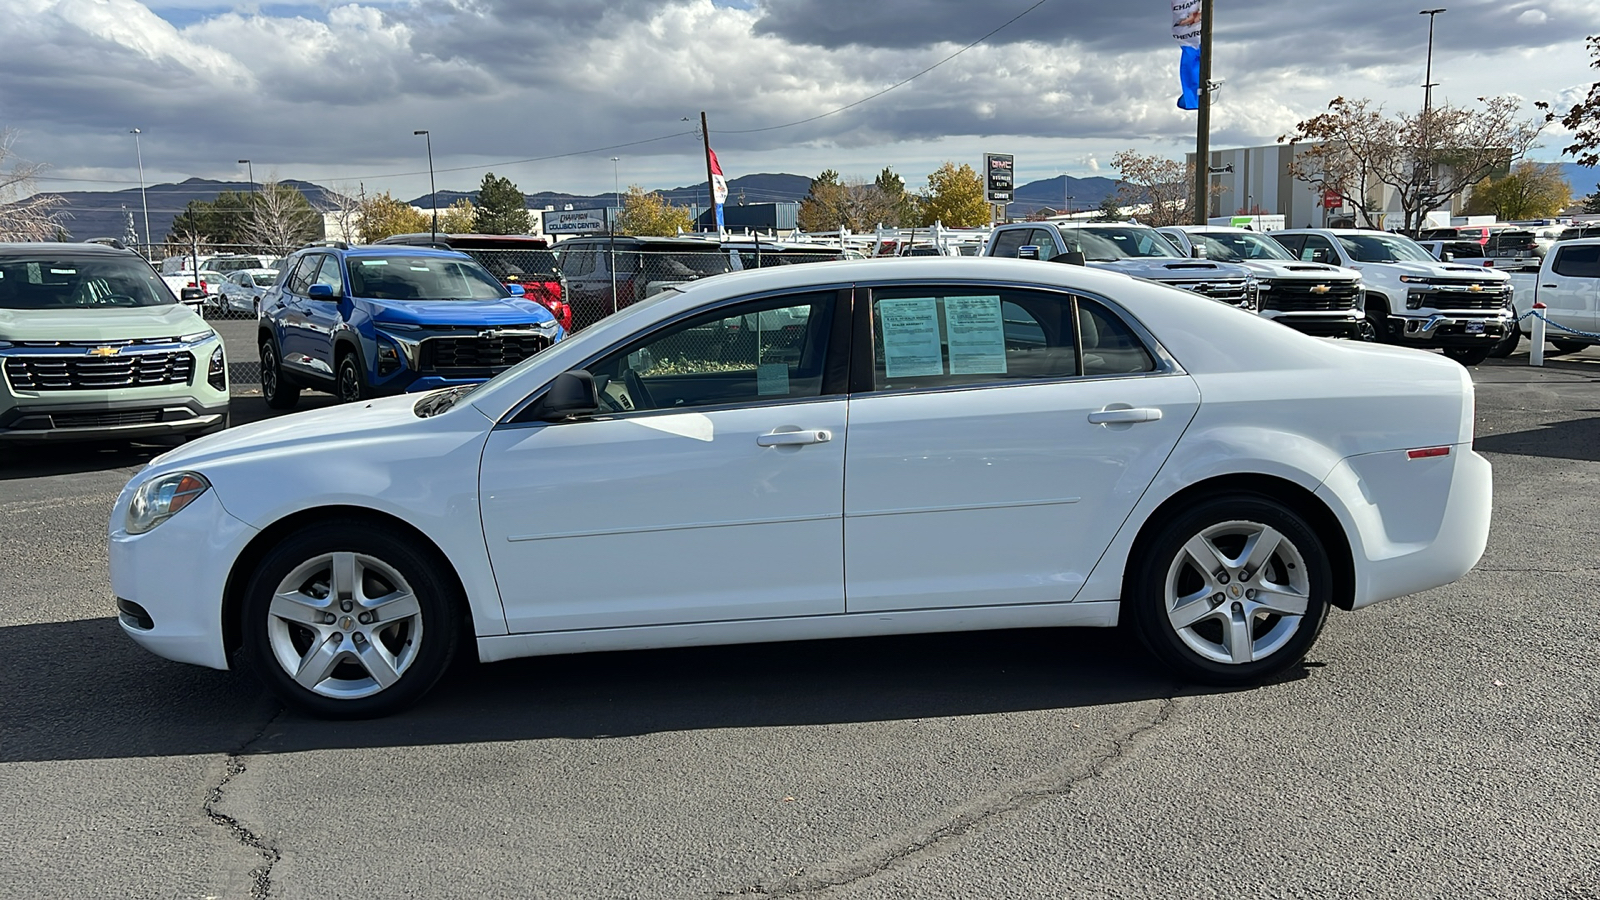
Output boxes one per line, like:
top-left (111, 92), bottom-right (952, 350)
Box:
top-left (1398, 275), bottom-right (1428, 284)
top-left (179, 329), bottom-right (216, 344)
top-left (127, 471), bottom-right (211, 535)
top-left (208, 344), bottom-right (226, 390)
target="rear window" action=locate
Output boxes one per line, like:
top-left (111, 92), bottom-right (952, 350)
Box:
top-left (0, 257), bottom-right (176, 309)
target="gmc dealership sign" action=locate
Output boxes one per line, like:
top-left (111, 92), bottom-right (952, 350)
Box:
top-left (984, 153), bottom-right (1014, 203)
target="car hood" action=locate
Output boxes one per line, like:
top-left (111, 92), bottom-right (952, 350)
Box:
top-left (1237, 260), bottom-right (1359, 280)
top-left (1089, 259), bottom-right (1254, 280)
top-left (362, 297), bottom-right (558, 327)
top-left (0, 304), bottom-right (206, 342)
top-left (1354, 261), bottom-right (1510, 281)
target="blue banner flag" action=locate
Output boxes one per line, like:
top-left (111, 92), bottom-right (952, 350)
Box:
top-left (1177, 44), bottom-right (1200, 110)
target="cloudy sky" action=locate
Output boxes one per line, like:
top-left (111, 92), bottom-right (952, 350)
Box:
top-left (1, 0), bottom-right (1595, 202)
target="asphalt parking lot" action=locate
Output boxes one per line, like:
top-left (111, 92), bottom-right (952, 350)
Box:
top-left (2, 344), bottom-right (1599, 899)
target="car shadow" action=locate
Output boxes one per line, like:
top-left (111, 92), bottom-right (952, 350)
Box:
top-left (0, 617), bottom-right (1295, 763)
top-left (1474, 415), bottom-right (1600, 463)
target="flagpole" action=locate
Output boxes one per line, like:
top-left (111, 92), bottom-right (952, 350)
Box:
top-left (700, 111), bottom-right (716, 235)
top-left (1191, 0), bottom-right (1212, 224)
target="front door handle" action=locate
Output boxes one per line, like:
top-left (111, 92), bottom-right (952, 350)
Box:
top-left (1088, 407), bottom-right (1162, 425)
top-left (758, 429), bottom-right (832, 447)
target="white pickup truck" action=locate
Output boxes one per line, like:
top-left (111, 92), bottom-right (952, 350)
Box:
top-left (1505, 237), bottom-right (1600, 354)
top-left (1270, 229), bottom-right (1513, 366)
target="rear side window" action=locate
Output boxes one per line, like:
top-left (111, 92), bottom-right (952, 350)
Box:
top-left (867, 288), bottom-right (1155, 392)
top-left (1552, 245), bottom-right (1600, 278)
top-left (1270, 234), bottom-right (1305, 256)
top-left (988, 230), bottom-right (1032, 258)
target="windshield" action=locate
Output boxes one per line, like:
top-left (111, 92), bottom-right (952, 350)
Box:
top-left (347, 256), bottom-right (509, 301)
top-left (1193, 231), bottom-right (1296, 262)
top-left (0, 257), bottom-right (177, 309)
top-left (251, 271), bottom-right (279, 286)
top-left (210, 257), bottom-right (266, 274)
top-left (1062, 226), bottom-right (1181, 260)
top-left (1336, 233), bottom-right (1437, 263)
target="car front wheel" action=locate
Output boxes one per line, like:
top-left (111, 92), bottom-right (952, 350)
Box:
top-left (260, 339), bottom-right (300, 410)
top-left (1128, 494), bottom-right (1332, 685)
top-left (336, 353), bottom-right (367, 403)
top-left (1443, 346), bottom-right (1492, 366)
top-left (239, 522), bottom-right (460, 718)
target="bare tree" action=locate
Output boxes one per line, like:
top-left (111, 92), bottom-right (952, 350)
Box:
top-left (0, 129), bottom-right (65, 241)
top-left (1110, 151), bottom-right (1201, 227)
top-left (243, 180), bottom-right (323, 255)
top-left (1282, 95), bottom-right (1551, 232)
top-left (322, 181), bottom-right (366, 244)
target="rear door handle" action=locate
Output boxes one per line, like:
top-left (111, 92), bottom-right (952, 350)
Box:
top-left (758, 429), bottom-right (832, 446)
top-left (1088, 407), bottom-right (1162, 425)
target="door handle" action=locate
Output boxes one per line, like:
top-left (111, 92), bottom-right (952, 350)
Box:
top-left (1542, 284), bottom-right (1558, 289)
top-left (757, 429), bottom-right (832, 446)
top-left (1088, 407), bottom-right (1162, 425)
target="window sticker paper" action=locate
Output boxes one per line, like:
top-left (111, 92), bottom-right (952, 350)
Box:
top-left (757, 363), bottom-right (790, 396)
top-left (878, 297), bottom-right (944, 378)
top-left (944, 295), bottom-right (1008, 375)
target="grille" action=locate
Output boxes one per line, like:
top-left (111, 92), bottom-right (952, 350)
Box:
top-left (4, 351), bottom-right (194, 392)
top-left (1262, 279), bottom-right (1363, 312)
top-left (1169, 279), bottom-right (1250, 306)
top-left (49, 409), bottom-right (164, 429)
top-left (420, 334), bottom-right (551, 374)
top-left (1407, 282), bottom-right (1511, 312)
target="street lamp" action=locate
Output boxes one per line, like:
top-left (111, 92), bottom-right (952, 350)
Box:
top-left (611, 156), bottom-right (621, 222)
top-left (1419, 8), bottom-right (1446, 228)
top-left (238, 159), bottom-right (255, 252)
top-left (413, 130), bottom-right (437, 242)
top-left (129, 129), bottom-right (150, 255)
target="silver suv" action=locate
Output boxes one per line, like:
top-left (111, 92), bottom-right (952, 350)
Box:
top-left (0, 243), bottom-right (229, 444)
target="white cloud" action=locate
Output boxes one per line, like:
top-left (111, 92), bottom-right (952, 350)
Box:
top-left (1517, 9), bottom-right (1549, 24)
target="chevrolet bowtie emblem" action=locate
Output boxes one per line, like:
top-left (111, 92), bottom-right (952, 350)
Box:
top-left (1468, 284), bottom-right (1482, 292)
top-left (1310, 284), bottom-right (1331, 294)
top-left (88, 345), bottom-right (121, 357)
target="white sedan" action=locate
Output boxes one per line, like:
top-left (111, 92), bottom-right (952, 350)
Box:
top-left (215, 267), bottom-right (280, 316)
top-left (109, 258), bottom-right (1491, 717)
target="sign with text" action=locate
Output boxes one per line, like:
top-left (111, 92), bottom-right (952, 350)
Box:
top-left (542, 207), bottom-right (611, 234)
top-left (984, 153), bottom-right (1014, 202)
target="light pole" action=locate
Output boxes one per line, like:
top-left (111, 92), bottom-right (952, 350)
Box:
top-left (413, 130), bottom-right (437, 241)
top-left (1418, 8), bottom-right (1446, 227)
top-left (130, 129), bottom-right (150, 255)
top-left (238, 159), bottom-right (254, 251)
top-left (610, 156), bottom-right (621, 225)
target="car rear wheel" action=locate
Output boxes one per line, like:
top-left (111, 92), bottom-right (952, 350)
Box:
top-left (1128, 494), bottom-right (1332, 685)
top-left (239, 522), bottom-right (460, 718)
top-left (260, 339), bottom-right (300, 410)
top-left (1443, 347), bottom-right (1492, 366)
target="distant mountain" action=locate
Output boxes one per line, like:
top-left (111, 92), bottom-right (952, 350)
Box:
top-left (43, 178), bottom-right (344, 244)
top-left (1011, 175), bottom-right (1120, 216)
top-left (1563, 163), bottom-right (1596, 195)
top-left (406, 173), bottom-right (814, 211)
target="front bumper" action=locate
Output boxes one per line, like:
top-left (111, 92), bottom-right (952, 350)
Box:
top-left (110, 487), bottom-right (258, 671)
top-left (1263, 311), bottom-right (1364, 339)
top-left (1390, 312), bottom-right (1510, 346)
top-left (0, 396), bottom-right (228, 443)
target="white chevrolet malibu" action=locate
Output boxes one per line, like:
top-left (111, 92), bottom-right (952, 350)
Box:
top-left (110, 258), bottom-right (1491, 717)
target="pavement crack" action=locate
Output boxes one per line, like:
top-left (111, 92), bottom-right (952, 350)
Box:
top-left (204, 705), bottom-right (285, 900)
top-left (739, 697), bottom-right (1178, 899)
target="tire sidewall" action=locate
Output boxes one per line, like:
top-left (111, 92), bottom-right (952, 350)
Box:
top-left (1128, 494), bottom-right (1332, 685)
top-left (336, 354), bottom-right (365, 403)
top-left (260, 338), bottom-right (299, 409)
top-left (238, 522), bottom-right (460, 718)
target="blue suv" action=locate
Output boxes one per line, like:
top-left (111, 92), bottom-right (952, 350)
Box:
top-left (258, 244), bottom-right (563, 408)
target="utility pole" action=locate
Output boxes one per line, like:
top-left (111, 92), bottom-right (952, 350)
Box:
top-left (700, 111), bottom-right (716, 234)
top-left (1418, 8), bottom-right (1446, 231)
top-left (1191, 0), bottom-right (1213, 225)
top-left (130, 129), bottom-right (150, 256)
top-left (413, 130), bottom-right (437, 242)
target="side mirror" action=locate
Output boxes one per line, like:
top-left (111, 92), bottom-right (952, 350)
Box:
top-left (307, 283), bottom-right (337, 300)
top-left (1191, 243), bottom-right (1207, 259)
top-left (1048, 250), bottom-right (1087, 266)
top-left (534, 370), bottom-right (600, 421)
top-left (179, 287), bottom-right (205, 302)
top-left (1440, 251), bottom-right (1454, 262)
top-left (506, 284), bottom-right (526, 296)
top-left (1017, 245), bottom-right (1041, 260)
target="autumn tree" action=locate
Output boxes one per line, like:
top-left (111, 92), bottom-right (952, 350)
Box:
top-left (1110, 151), bottom-right (1198, 227)
top-left (614, 185), bottom-right (693, 236)
top-left (1562, 35), bottom-right (1600, 167)
top-left (439, 198), bottom-right (476, 233)
top-left (243, 181), bottom-right (322, 254)
top-left (1463, 162), bottom-right (1573, 219)
top-left (474, 172), bottom-right (530, 234)
top-left (918, 162), bottom-right (989, 227)
top-left (359, 192), bottom-right (428, 242)
top-left (798, 170), bottom-right (843, 232)
top-left (874, 167), bottom-right (919, 226)
top-left (1282, 95), bottom-right (1551, 232)
top-left (0, 128), bottom-right (63, 242)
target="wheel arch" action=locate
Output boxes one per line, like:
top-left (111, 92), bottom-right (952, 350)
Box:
top-left (220, 505), bottom-right (476, 660)
top-left (1120, 473), bottom-right (1357, 612)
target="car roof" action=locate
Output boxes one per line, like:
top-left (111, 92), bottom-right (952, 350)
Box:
top-left (303, 245), bottom-right (471, 261)
top-left (0, 242), bottom-right (144, 258)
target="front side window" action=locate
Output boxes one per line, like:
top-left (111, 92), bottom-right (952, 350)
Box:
top-left (313, 256), bottom-right (344, 296)
top-left (584, 291), bottom-right (838, 413)
top-left (287, 255), bottom-right (319, 295)
top-left (1299, 235), bottom-right (1338, 264)
top-left (1030, 228), bottom-right (1061, 260)
top-left (868, 288), bottom-right (1155, 392)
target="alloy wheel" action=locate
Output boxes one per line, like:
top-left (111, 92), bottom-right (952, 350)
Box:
top-left (1162, 520), bottom-right (1311, 665)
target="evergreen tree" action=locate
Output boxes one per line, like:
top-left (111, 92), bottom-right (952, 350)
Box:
top-left (473, 172), bottom-right (530, 234)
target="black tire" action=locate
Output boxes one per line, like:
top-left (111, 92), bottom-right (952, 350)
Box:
top-left (1550, 340), bottom-right (1588, 355)
top-left (336, 352), bottom-right (367, 403)
top-left (1443, 346), bottom-right (1492, 366)
top-left (238, 520), bottom-right (461, 718)
top-left (1364, 300), bottom-right (1390, 343)
top-left (1355, 318), bottom-right (1378, 342)
top-left (1487, 320), bottom-right (1520, 359)
top-left (1127, 494), bottom-right (1332, 685)
top-left (260, 339), bottom-right (300, 410)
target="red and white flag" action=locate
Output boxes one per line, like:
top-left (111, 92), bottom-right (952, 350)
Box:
top-left (708, 148), bottom-right (729, 205)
